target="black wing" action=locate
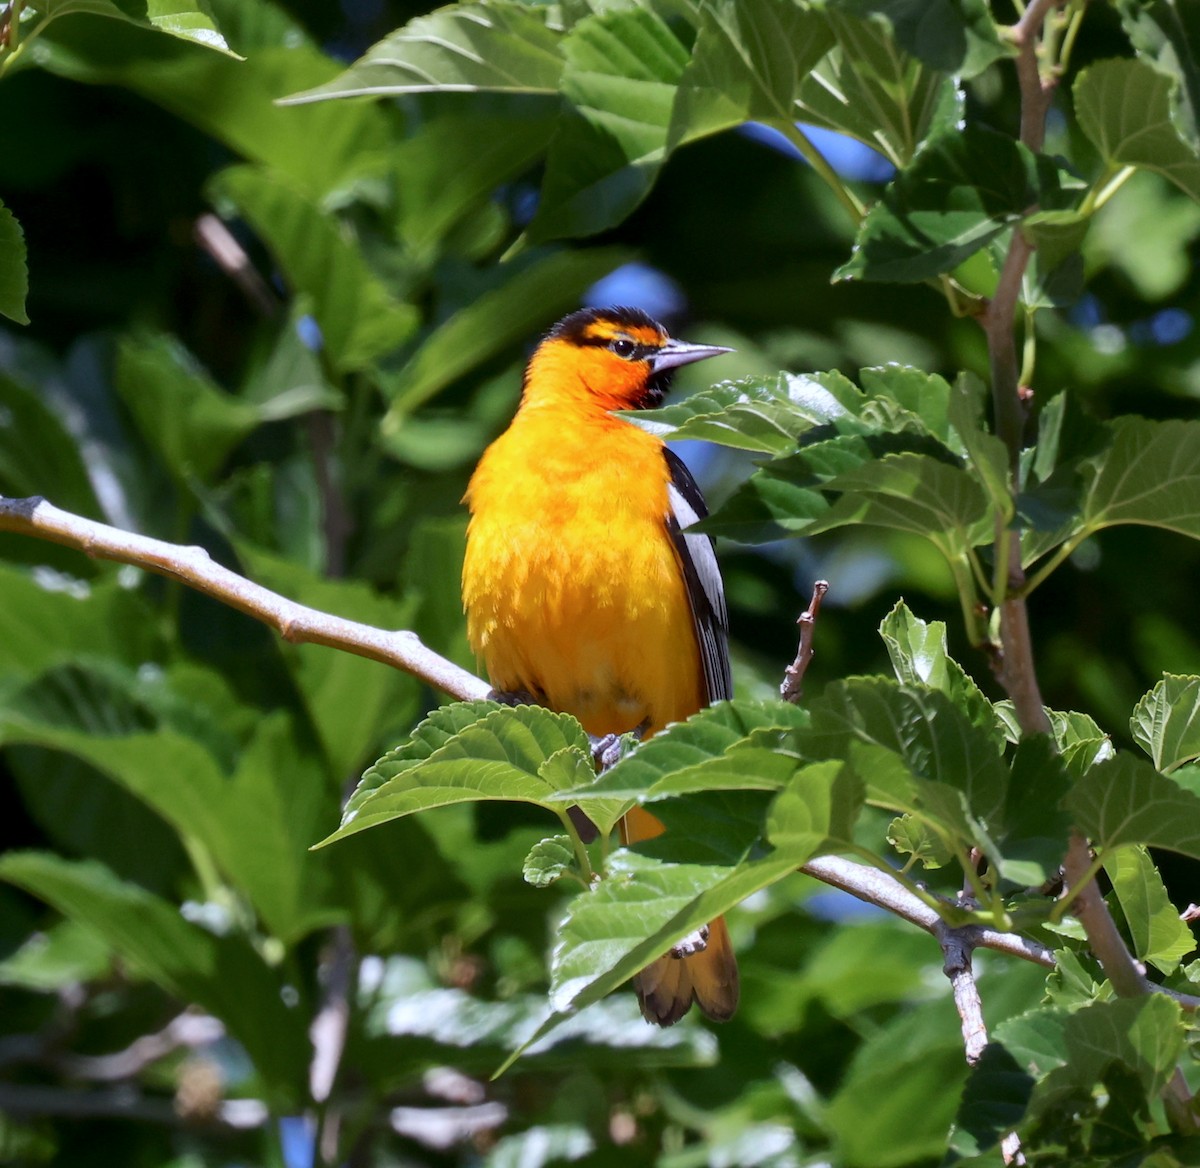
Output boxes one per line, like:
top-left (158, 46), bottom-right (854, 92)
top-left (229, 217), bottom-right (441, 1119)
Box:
top-left (663, 448), bottom-right (733, 704)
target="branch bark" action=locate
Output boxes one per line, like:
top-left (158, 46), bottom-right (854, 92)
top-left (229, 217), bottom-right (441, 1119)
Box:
top-left (0, 495), bottom-right (490, 704)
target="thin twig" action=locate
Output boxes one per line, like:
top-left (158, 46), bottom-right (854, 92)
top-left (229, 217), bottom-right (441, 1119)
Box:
top-left (780, 580), bottom-right (829, 704)
top-left (0, 495), bottom-right (490, 704)
top-left (936, 919), bottom-right (989, 1065)
top-left (194, 213), bottom-right (279, 319)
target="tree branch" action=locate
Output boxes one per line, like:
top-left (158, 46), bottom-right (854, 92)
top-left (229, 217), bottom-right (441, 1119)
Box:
top-left (0, 495), bottom-right (489, 704)
top-left (936, 919), bottom-right (989, 1065)
top-left (801, 855), bottom-right (1056, 970)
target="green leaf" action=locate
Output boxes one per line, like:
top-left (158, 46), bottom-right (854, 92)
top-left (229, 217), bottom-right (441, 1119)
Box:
top-left (1040, 995), bottom-right (1184, 1104)
top-left (236, 545), bottom-right (420, 780)
top-left (838, 126), bottom-right (1080, 282)
top-left (996, 735), bottom-right (1072, 887)
top-left (1068, 753), bottom-right (1200, 859)
top-left (380, 246), bottom-right (631, 422)
top-left (342, 700), bottom-right (503, 820)
top-left (1080, 417), bottom-right (1200, 539)
top-left (1104, 845), bottom-right (1195, 974)
top-left (797, 9), bottom-right (962, 168)
top-left (28, 0), bottom-right (235, 55)
top-left (0, 852), bottom-right (307, 1105)
top-left (1130, 673), bottom-right (1200, 772)
top-left (523, 836), bottom-right (577, 887)
top-left (826, 995), bottom-right (970, 1166)
top-left (553, 700), bottom-right (812, 814)
top-left (0, 375), bottom-right (102, 516)
top-left (282, 3), bottom-right (565, 104)
top-left (668, 0), bottom-right (835, 146)
top-left (34, 22), bottom-right (384, 200)
top-left (525, 7), bottom-right (690, 242)
top-left (0, 200), bottom-right (30, 326)
top-left (551, 762), bottom-right (850, 1015)
top-left (887, 813), bottom-right (952, 867)
top-left (242, 305), bottom-right (344, 420)
top-left (0, 918), bottom-right (113, 991)
top-left (804, 451), bottom-right (993, 554)
top-left (0, 709), bottom-right (341, 945)
top-left (116, 333), bottom-right (259, 485)
top-left (394, 111), bottom-right (556, 252)
top-left (804, 677), bottom-right (1007, 829)
top-left (1021, 208), bottom-right (1091, 275)
top-left (1117, 0), bottom-right (1200, 142)
top-left (826, 0), bottom-right (1010, 79)
top-left (627, 371), bottom-right (860, 454)
top-left (1075, 56), bottom-right (1200, 202)
top-left (945, 1042), bottom-right (1035, 1162)
top-left (321, 704), bottom-right (593, 848)
top-left (209, 165), bottom-right (417, 373)
top-left (878, 600), bottom-right (996, 732)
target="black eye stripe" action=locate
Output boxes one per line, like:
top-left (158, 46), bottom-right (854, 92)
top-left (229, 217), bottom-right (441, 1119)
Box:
top-left (576, 333), bottom-right (658, 361)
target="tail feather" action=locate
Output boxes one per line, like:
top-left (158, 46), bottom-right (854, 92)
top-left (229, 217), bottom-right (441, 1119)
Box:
top-left (622, 807), bottom-right (740, 1026)
top-left (634, 915), bottom-right (739, 1026)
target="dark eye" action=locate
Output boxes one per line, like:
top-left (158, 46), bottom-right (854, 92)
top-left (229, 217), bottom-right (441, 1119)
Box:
top-left (610, 337), bottom-right (637, 359)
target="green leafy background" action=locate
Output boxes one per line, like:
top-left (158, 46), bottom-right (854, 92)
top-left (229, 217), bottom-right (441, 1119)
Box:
top-left (2, 1), bottom-right (1200, 1166)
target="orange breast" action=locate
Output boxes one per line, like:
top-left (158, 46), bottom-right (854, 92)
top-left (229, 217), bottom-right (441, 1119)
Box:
top-left (462, 404), bottom-right (704, 738)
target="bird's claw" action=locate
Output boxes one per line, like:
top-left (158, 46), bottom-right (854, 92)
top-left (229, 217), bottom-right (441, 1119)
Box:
top-left (670, 924), bottom-right (710, 959)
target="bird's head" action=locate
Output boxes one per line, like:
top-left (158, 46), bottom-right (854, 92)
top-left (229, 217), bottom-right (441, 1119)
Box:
top-left (523, 306), bottom-right (732, 412)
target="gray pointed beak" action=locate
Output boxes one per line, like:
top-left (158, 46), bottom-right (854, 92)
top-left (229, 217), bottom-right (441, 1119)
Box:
top-left (649, 339), bottom-right (734, 374)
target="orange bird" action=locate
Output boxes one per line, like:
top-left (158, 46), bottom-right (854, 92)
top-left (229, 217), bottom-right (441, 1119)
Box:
top-left (461, 306), bottom-right (737, 1025)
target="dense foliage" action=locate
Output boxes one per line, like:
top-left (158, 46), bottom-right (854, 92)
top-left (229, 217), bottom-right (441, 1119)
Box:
top-left (2, 0), bottom-right (1200, 1165)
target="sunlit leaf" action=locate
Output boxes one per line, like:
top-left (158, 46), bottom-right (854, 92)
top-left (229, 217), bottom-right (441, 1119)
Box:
top-left (1075, 56), bottom-right (1200, 202)
top-left (1117, 0), bottom-right (1200, 141)
top-left (628, 371), bottom-right (861, 454)
top-left (321, 705), bottom-right (593, 847)
top-left (1104, 845), bottom-right (1195, 974)
top-left (797, 9), bottom-right (962, 168)
top-left (282, 3), bottom-right (564, 103)
top-left (1035, 995), bottom-right (1184, 1108)
top-left (878, 600), bottom-right (995, 733)
top-left (523, 835), bottom-right (577, 887)
top-left (553, 700), bottom-right (812, 812)
top-left (525, 7), bottom-right (689, 242)
top-left (1130, 673), bottom-right (1200, 772)
top-left (1068, 753), bottom-right (1200, 859)
top-left (28, 0), bottom-right (235, 54)
top-left (668, 0), bottom-right (835, 146)
top-left (804, 677), bottom-right (1006, 829)
top-left (887, 813), bottom-right (952, 867)
top-left (804, 451), bottom-right (993, 552)
top-left (1080, 417), bottom-right (1200, 539)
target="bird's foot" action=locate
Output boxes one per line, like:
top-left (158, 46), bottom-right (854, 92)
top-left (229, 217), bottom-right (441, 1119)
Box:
top-left (670, 924), bottom-right (710, 959)
top-left (588, 717), bottom-right (651, 773)
top-left (488, 688), bottom-right (539, 707)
